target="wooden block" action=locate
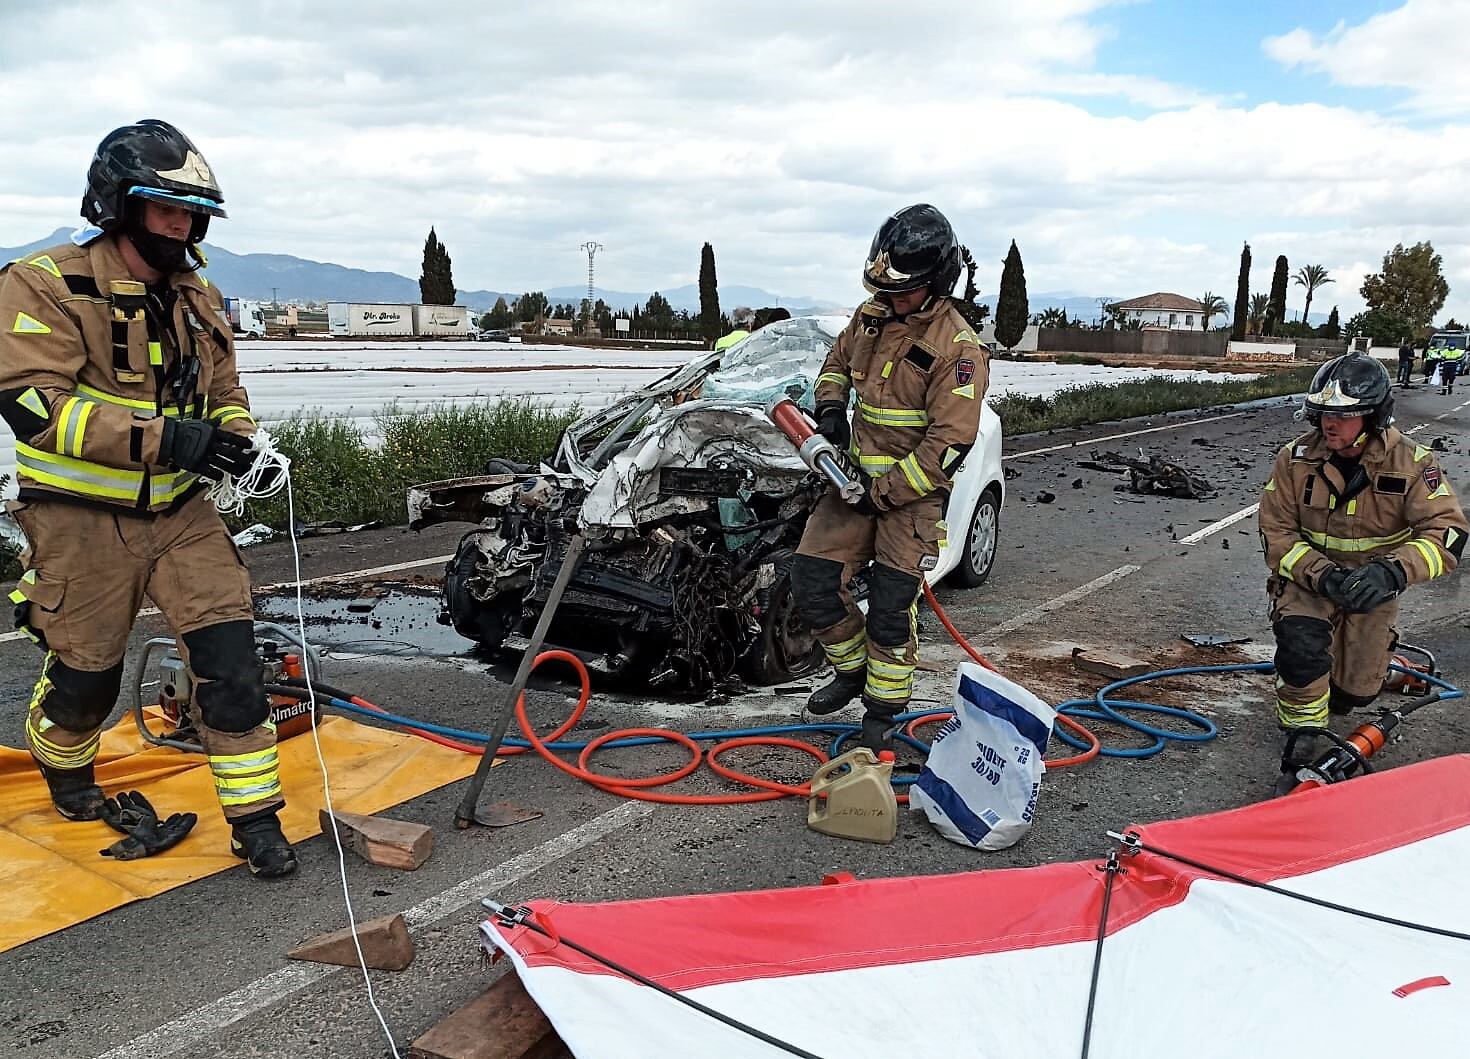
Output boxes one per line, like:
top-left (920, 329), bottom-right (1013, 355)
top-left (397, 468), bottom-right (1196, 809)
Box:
top-left (288, 912), bottom-right (415, 971)
top-left (410, 970), bottom-right (571, 1059)
top-left (320, 808), bottom-right (434, 870)
top-left (1070, 646), bottom-right (1152, 680)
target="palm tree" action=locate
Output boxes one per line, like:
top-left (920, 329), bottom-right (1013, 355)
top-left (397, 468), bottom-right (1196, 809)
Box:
top-left (1033, 307), bottom-right (1069, 328)
top-left (1293, 264), bottom-right (1333, 325)
top-left (1248, 292), bottom-right (1270, 335)
top-left (1198, 292), bottom-right (1227, 331)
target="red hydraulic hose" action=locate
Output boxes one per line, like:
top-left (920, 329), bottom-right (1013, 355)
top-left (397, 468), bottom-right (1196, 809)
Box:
top-left (921, 581), bottom-right (1101, 767)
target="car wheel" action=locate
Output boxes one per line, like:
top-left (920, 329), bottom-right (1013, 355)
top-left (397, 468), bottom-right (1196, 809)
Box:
top-left (950, 487), bottom-right (1000, 588)
top-left (740, 556), bottom-right (824, 686)
top-left (443, 535), bottom-right (518, 649)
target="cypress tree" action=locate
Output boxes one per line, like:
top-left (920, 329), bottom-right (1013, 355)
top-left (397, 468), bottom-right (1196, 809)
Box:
top-left (1265, 255), bottom-right (1288, 336)
top-left (994, 240), bottom-right (1029, 350)
top-left (1231, 242), bottom-right (1251, 341)
top-left (419, 227), bottom-right (456, 304)
top-left (698, 242), bottom-right (721, 346)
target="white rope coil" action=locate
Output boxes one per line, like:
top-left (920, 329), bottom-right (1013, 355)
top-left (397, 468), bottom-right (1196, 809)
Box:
top-left (208, 427), bottom-right (290, 516)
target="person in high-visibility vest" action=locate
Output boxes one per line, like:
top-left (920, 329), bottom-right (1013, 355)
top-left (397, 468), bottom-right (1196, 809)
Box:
top-left (1438, 342), bottom-right (1465, 395)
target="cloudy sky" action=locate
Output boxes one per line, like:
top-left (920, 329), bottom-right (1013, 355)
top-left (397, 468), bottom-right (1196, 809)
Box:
top-left (2, 0), bottom-right (1467, 319)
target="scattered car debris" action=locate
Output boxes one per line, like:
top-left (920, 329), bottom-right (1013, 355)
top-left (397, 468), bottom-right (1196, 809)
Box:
top-left (1091, 449), bottom-right (1215, 500)
top-left (232, 523), bottom-right (276, 547)
top-left (1181, 632), bottom-right (1251, 648)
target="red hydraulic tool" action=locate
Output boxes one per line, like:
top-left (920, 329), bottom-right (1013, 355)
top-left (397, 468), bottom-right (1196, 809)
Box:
top-left (765, 397), bottom-right (864, 504)
top-left (1283, 644), bottom-right (1450, 794)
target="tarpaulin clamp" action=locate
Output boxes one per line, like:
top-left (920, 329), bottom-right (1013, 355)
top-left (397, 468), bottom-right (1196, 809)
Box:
top-left (483, 899), bottom-right (562, 949)
top-left (1105, 829), bottom-right (1143, 857)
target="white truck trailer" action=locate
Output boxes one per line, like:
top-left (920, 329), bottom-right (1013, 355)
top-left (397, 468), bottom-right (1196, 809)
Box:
top-left (411, 304), bottom-right (471, 337)
top-left (221, 297), bottom-right (267, 338)
top-left (326, 302), bottom-right (415, 337)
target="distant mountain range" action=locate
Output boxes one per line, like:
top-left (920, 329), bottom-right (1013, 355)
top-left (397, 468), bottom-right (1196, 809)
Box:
top-left (6, 227), bottom-right (1321, 323)
top-left (1, 228), bottom-right (842, 315)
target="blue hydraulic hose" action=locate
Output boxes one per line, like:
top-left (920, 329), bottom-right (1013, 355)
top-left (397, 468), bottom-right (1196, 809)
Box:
top-left (318, 661), bottom-right (1461, 769)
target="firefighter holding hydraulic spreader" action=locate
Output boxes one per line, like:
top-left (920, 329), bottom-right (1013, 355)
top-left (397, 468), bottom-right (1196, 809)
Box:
top-left (791, 204), bottom-right (987, 753)
top-left (0, 120), bottom-right (296, 876)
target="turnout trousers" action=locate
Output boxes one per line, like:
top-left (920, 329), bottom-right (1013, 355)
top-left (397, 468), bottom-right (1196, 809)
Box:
top-left (1268, 576), bottom-right (1398, 729)
top-left (793, 492), bottom-right (947, 715)
top-left (9, 491), bottom-right (283, 820)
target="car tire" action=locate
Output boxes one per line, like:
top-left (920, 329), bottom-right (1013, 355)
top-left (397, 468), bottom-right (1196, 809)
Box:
top-left (740, 554), bottom-right (824, 686)
top-left (443, 534), bottom-right (519, 649)
top-left (949, 487), bottom-right (1000, 588)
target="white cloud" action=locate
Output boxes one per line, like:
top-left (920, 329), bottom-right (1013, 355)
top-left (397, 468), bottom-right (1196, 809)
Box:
top-left (1263, 1), bottom-right (1470, 114)
top-left (0, 1), bottom-right (1466, 321)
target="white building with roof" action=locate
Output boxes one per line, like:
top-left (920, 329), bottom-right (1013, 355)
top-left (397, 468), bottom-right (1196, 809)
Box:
top-left (1111, 292), bottom-right (1207, 330)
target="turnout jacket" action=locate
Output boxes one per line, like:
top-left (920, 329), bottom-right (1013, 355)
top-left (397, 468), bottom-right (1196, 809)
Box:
top-left (813, 297), bottom-right (987, 510)
top-left (1258, 426), bottom-right (1468, 591)
top-left (0, 236), bottom-right (256, 514)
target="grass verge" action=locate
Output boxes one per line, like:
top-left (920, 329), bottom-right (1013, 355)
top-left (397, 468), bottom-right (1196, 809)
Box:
top-left (228, 398), bottom-right (579, 532)
top-left (989, 365), bottom-right (1315, 436)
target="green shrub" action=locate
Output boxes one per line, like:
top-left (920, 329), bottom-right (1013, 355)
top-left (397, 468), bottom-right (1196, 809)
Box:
top-left (226, 398), bottom-right (578, 533)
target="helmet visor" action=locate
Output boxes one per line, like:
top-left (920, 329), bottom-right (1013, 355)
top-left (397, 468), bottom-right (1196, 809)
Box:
top-left (129, 186), bottom-right (227, 218)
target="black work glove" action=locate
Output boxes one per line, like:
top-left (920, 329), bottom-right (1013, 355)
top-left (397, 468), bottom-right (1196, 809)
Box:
top-left (99, 791), bottom-right (198, 860)
top-left (851, 473), bottom-right (884, 517)
top-left (814, 402), bottom-right (851, 453)
top-left (159, 418), bottom-right (254, 480)
top-left (1338, 558), bottom-right (1407, 612)
top-left (1317, 566), bottom-right (1354, 608)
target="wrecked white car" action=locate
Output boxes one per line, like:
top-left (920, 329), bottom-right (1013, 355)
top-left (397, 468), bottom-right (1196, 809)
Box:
top-left (407, 316), bottom-right (1006, 695)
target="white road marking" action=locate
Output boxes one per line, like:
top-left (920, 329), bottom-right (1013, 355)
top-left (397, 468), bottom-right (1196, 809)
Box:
top-left (0, 553), bottom-right (456, 647)
top-left (969, 564), bottom-right (1141, 641)
top-left (1004, 412), bottom-right (1246, 460)
top-left (93, 801), bottom-right (654, 1059)
top-left (1179, 503), bottom-right (1260, 545)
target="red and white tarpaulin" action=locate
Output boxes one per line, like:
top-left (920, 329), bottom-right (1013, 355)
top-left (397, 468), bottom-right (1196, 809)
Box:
top-left (481, 756), bottom-right (1470, 1058)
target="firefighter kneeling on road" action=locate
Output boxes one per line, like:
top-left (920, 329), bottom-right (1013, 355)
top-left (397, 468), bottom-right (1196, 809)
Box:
top-left (791, 204), bottom-right (986, 753)
top-left (1259, 352), bottom-right (1467, 795)
top-left (0, 120), bottom-right (296, 876)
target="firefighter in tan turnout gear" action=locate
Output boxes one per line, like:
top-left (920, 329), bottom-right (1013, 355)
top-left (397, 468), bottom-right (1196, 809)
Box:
top-left (1259, 352), bottom-right (1467, 794)
top-left (0, 120), bottom-right (296, 876)
top-left (791, 204), bottom-right (986, 753)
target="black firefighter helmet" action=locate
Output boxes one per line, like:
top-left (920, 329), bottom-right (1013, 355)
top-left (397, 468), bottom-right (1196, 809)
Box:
top-left (1302, 352), bottom-right (1394, 430)
top-left (83, 119), bottom-right (226, 243)
top-left (862, 203), bottom-right (961, 297)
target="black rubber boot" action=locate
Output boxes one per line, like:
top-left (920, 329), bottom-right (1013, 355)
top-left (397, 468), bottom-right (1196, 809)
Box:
top-left (37, 760), bottom-right (107, 821)
top-left (1274, 729), bottom-right (1321, 797)
top-left (230, 809), bottom-right (298, 878)
top-left (857, 698), bottom-right (901, 754)
top-left (806, 669), bottom-right (866, 717)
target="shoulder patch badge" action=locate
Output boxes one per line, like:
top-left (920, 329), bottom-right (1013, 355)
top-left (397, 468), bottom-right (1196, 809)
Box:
top-left (955, 358), bottom-right (975, 386)
top-left (1423, 463), bottom-right (1442, 492)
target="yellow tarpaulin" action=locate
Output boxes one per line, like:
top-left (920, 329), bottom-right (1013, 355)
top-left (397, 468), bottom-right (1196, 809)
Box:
top-left (0, 714), bottom-right (479, 953)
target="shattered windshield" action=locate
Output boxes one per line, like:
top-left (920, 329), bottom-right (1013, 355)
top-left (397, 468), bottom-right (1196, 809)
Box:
top-left (702, 315), bottom-right (848, 407)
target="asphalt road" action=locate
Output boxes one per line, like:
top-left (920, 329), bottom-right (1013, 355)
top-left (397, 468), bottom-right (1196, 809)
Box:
top-left (2, 381), bottom-right (1467, 1058)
